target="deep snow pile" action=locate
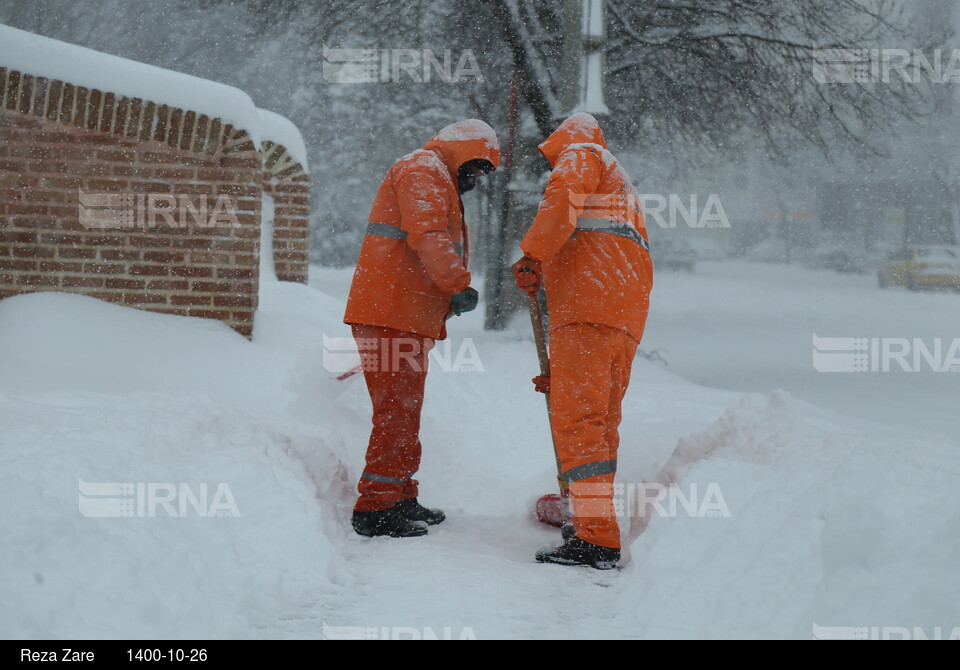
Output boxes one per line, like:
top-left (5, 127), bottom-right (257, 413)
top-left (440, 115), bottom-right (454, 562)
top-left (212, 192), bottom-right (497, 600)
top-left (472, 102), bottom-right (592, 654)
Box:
top-left (1, 264), bottom-right (958, 639)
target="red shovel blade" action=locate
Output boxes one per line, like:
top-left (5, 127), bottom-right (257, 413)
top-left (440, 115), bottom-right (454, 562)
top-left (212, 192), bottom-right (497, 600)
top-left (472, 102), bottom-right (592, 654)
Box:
top-left (336, 364), bottom-right (363, 381)
top-left (536, 491), bottom-right (572, 527)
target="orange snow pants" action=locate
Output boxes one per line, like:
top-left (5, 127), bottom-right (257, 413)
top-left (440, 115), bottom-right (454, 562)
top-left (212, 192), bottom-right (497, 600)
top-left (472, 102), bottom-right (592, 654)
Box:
top-left (352, 324), bottom-right (433, 512)
top-left (550, 323), bottom-right (638, 549)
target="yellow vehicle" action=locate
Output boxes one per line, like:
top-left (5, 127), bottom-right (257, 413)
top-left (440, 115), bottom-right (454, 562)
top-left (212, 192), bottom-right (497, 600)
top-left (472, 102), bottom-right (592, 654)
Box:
top-left (878, 246), bottom-right (960, 291)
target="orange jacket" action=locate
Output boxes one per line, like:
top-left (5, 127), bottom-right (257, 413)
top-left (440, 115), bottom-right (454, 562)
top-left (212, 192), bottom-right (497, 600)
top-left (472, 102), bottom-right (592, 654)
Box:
top-left (344, 120), bottom-right (500, 339)
top-left (520, 114), bottom-right (653, 342)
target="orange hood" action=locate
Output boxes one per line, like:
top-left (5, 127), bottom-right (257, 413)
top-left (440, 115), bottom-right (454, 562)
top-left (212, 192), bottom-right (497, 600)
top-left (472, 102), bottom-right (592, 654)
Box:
top-left (423, 119), bottom-right (501, 181)
top-left (538, 113), bottom-right (607, 167)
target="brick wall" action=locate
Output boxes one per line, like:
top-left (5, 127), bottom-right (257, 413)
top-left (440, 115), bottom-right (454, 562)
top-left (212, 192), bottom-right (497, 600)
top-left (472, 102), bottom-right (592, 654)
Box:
top-left (0, 65), bottom-right (311, 337)
top-left (261, 140), bottom-right (310, 284)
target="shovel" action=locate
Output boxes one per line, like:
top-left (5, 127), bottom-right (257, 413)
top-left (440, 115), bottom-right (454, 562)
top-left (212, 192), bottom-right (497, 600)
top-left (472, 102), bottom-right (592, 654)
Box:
top-left (525, 291), bottom-right (572, 528)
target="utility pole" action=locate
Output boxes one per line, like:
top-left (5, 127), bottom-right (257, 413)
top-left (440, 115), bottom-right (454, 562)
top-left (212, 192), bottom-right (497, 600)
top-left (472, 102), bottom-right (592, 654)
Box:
top-left (912, 0), bottom-right (956, 245)
top-left (483, 72), bottom-right (518, 330)
top-left (559, 0), bottom-right (610, 119)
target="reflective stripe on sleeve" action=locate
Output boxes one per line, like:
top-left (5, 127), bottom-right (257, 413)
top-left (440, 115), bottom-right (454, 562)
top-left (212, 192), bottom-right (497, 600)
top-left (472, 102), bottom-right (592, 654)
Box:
top-left (367, 221), bottom-right (464, 259)
top-left (573, 218), bottom-right (650, 251)
top-left (367, 221), bottom-right (407, 240)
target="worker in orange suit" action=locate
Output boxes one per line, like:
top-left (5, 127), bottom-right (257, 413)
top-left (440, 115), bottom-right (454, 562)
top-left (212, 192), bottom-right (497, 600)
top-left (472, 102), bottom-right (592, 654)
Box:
top-left (512, 113), bottom-right (653, 569)
top-left (344, 119), bottom-right (500, 538)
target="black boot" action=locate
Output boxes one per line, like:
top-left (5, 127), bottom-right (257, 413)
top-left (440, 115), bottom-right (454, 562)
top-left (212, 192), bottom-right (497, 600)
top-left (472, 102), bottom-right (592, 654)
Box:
top-left (536, 536), bottom-right (620, 570)
top-left (352, 507), bottom-right (428, 538)
top-left (394, 497), bottom-right (446, 526)
top-left (560, 522), bottom-right (575, 541)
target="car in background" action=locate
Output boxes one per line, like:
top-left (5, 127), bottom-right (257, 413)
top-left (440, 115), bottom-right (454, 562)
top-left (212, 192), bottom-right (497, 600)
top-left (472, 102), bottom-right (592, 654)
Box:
top-left (652, 238), bottom-right (697, 272)
top-left (805, 237), bottom-right (868, 274)
top-left (878, 246), bottom-right (960, 291)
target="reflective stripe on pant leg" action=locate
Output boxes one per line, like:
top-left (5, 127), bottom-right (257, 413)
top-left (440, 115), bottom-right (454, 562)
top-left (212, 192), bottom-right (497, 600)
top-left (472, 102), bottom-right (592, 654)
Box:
top-left (353, 325), bottom-right (429, 512)
top-left (562, 459), bottom-right (617, 483)
top-left (360, 471), bottom-right (407, 486)
top-left (361, 472), bottom-right (420, 503)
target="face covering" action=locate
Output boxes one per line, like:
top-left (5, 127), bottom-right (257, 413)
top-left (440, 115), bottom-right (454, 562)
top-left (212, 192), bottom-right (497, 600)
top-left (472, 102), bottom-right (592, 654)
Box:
top-left (457, 170), bottom-right (478, 194)
top-left (457, 159), bottom-right (493, 194)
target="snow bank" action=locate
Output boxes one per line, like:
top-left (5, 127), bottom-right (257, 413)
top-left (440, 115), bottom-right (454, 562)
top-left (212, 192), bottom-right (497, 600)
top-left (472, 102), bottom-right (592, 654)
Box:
top-left (0, 293), bottom-right (266, 401)
top-left (0, 24), bottom-right (260, 145)
top-left (0, 291), bottom-right (356, 638)
top-left (0, 404), bottom-right (338, 638)
top-left (621, 391), bottom-right (960, 638)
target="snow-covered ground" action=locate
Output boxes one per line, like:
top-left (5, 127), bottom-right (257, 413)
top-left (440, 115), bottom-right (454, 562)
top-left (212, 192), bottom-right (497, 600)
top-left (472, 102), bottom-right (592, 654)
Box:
top-left (1, 262), bottom-right (958, 639)
top-left (643, 261), bottom-right (960, 443)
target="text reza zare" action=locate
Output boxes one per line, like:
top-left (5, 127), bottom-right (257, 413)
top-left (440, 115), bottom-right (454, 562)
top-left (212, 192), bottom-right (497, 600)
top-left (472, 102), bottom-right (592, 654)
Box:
top-left (20, 650), bottom-right (94, 662)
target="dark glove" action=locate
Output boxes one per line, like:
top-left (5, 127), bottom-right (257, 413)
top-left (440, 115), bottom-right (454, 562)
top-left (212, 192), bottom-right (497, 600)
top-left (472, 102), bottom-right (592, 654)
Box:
top-left (450, 287), bottom-right (479, 316)
top-left (512, 256), bottom-right (543, 295)
top-left (532, 375), bottom-right (551, 394)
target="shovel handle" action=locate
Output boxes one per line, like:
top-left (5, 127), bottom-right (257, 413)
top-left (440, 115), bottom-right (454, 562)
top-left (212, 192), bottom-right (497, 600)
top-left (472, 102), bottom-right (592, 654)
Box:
top-left (526, 291), bottom-right (567, 493)
top-left (526, 292), bottom-right (551, 378)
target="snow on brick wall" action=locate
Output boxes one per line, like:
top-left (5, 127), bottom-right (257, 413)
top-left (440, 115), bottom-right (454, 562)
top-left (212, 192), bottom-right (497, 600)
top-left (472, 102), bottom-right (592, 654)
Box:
top-left (258, 109), bottom-right (310, 284)
top-left (0, 40), bottom-right (311, 336)
top-left (0, 24), bottom-right (261, 147)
